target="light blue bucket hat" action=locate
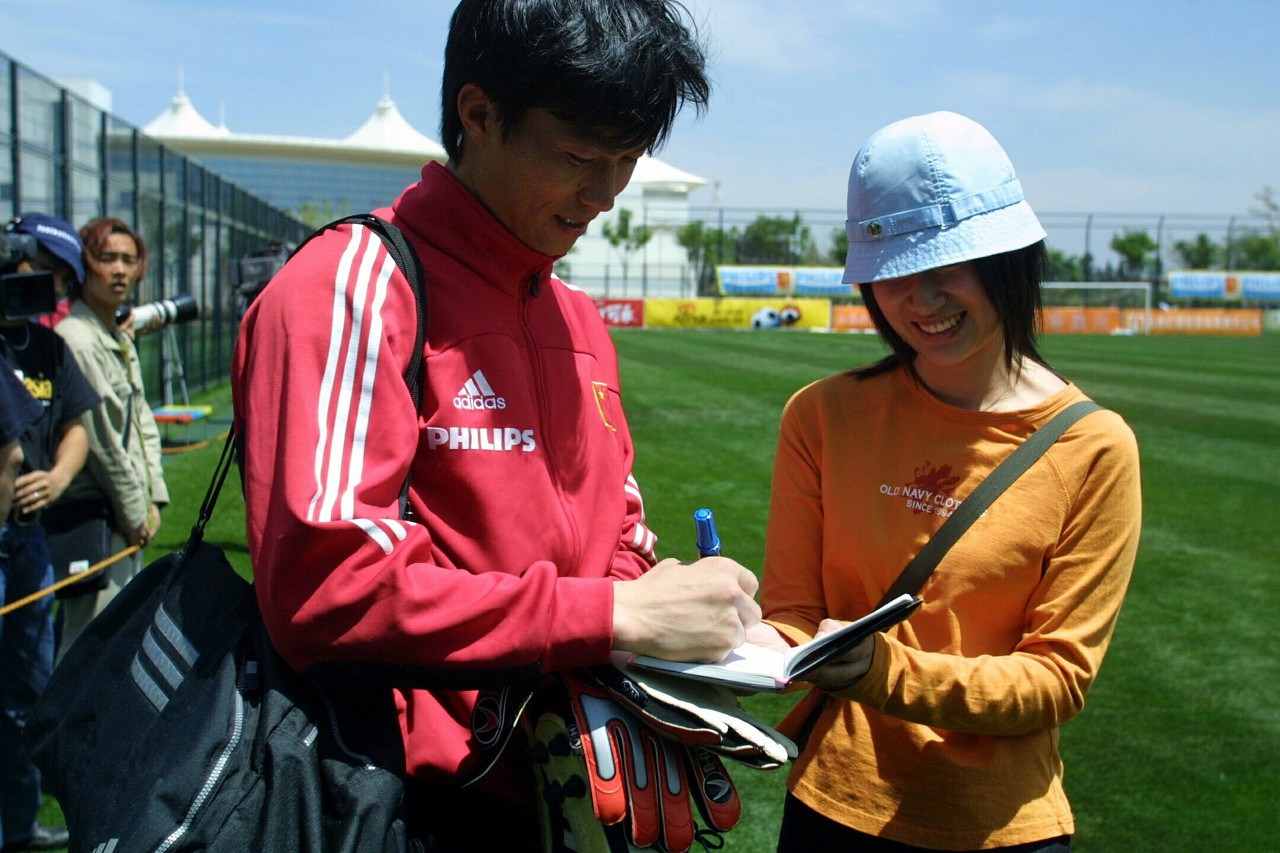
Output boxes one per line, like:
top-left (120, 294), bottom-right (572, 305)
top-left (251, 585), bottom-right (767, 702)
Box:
top-left (842, 111), bottom-right (1046, 285)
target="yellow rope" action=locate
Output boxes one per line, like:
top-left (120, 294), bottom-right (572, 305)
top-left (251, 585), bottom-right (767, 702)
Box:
top-left (0, 544), bottom-right (140, 617)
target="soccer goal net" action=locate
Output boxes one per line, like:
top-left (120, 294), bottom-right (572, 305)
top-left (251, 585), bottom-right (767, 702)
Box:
top-left (1041, 281), bottom-right (1152, 334)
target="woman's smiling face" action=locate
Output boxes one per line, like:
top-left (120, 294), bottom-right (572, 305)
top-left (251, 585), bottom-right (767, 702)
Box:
top-left (869, 261), bottom-right (1004, 380)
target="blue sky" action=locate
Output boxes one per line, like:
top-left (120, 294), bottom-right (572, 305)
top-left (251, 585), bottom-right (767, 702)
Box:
top-left (5, 0), bottom-right (1278, 256)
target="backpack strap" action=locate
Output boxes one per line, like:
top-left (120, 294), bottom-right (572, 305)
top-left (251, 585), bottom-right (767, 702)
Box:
top-left (184, 214), bottom-right (425, 558)
top-left (292, 215), bottom-right (427, 415)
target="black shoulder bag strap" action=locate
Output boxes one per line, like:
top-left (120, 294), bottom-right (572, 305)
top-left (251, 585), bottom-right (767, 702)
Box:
top-left (184, 213), bottom-right (425, 559)
top-left (792, 399), bottom-right (1104, 749)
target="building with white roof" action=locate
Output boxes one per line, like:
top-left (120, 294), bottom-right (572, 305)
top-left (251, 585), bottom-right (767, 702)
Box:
top-left (144, 85), bottom-right (705, 296)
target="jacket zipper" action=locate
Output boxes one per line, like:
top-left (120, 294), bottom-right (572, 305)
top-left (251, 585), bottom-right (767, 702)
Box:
top-left (519, 270), bottom-right (584, 562)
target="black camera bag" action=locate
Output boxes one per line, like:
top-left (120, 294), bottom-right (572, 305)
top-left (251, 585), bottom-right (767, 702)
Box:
top-left (25, 214), bottom-right (427, 853)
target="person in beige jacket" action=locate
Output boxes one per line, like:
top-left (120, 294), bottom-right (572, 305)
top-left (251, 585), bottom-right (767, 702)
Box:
top-left (54, 217), bottom-right (168, 660)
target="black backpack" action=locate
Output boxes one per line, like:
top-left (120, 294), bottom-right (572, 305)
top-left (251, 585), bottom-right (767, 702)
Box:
top-left (26, 214), bottom-right (427, 853)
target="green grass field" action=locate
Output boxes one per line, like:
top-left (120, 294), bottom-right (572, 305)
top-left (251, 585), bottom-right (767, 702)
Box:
top-left (47, 330), bottom-right (1278, 851)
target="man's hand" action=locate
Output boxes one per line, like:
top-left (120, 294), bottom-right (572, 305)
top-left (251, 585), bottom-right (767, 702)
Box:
top-left (611, 557), bottom-right (760, 663)
top-left (13, 467), bottom-right (68, 516)
top-left (742, 622), bottom-right (791, 655)
top-left (127, 506), bottom-right (160, 548)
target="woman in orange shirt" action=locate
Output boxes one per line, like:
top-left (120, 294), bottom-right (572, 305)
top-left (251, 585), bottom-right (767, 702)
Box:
top-left (750, 112), bottom-right (1142, 852)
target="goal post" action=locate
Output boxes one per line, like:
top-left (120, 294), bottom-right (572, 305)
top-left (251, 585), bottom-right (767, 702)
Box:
top-left (1041, 281), bottom-right (1152, 334)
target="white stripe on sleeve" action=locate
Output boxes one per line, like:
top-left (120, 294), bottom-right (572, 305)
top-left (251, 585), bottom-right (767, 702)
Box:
top-left (308, 225), bottom-right (365, 522)
top-left (318, 232), bottom-right (380, 521)
top-left (339, 252), bottom-right (395, 520)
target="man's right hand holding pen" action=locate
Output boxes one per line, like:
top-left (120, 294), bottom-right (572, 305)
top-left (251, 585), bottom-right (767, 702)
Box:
top-left (611, 507), bottom-right (760, 664)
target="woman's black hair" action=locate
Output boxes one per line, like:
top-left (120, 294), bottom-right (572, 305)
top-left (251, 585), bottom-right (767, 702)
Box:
top-left (853, 240), bottom-right (1051, 379)
top-left (441, 0), bottom-right (710, 161)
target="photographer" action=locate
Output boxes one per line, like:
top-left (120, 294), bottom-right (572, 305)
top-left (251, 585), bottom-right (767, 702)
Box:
top-left (1, 213), bottom-right (99, 852)
top-left (54, 217), bottom-right (168, 661)
top-left (0, 363), bottom-right (41, 522)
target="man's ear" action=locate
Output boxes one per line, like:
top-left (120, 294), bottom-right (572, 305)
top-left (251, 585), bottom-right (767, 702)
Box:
top-left (456, 83), bottom-right (498, 151)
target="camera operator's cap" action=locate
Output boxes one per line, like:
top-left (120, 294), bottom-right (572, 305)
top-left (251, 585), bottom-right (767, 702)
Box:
top-left (9, 212), bottom-right (85, 285)
top-left (0, 361), bottom-right (41, 446)
top-left (842, 111), bottom-right (1046, 285)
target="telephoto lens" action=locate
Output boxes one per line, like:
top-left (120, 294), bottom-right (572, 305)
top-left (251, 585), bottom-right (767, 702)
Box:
top-left (117, 293), bottom-right (200, 328)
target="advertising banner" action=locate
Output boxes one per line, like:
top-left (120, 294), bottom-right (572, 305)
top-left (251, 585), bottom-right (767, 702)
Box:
top-left (792, 267), bottom-right (855, 296)
top-left (594, 299), bottom-right (644, 328)
top-left (1123, 308), bottom-right (1262, 335)
top-left (645, 297), bottom-right (831, 330)
top-left (1168, 271), bottom-right (1228, 299)
top-left (1041, 307), bottom-right (1123, 334)
top-left (717, 265), bottom-right (855, 297)
top-left (716, 266), bottom-right (789, 295)
top-left (1168, 270), bottom-right (1280, 301)
top-left (1241, 274), bottom-right (1280, 300)
top-left (832, 305), bottom-right (875, 332)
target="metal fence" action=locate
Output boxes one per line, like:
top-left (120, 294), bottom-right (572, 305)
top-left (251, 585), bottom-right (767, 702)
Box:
top-left (6, 49), bottom-right (1272, 387)
top-left (692, 206), bottom-right (1272, 271)
top-left (563, 202), bottom-right (1274, 300)
top-left (2, 50), bottom-right (310, 405)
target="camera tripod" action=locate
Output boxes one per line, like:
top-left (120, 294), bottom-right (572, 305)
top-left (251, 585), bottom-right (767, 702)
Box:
top-left (159, 324), bottom-right (190, 406)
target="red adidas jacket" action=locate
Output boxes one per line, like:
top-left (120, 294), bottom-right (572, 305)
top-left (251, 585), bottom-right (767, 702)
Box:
top-left (231, 162), bottom-right (656, 783)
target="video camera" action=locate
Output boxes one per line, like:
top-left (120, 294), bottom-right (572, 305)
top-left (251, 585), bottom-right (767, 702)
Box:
top-left (116, 293), bottom-right (200, 329)
top-left (230, 242), bottom-right (294, 316)
top-left (0, 230), bottom-right (57, 321)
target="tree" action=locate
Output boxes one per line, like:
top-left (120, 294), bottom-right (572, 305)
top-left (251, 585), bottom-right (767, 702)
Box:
top-left (1109, 230), bottom-right (1157, 280)
top-left (293, 200), bottom-right (350, 230)
top-left (601, 207), bottom-right (652, 290)
top-left (828, 226), bottom-right (849, 266)
top-left (1173, 234), bottom-right (1222, 269)
top-left (738, 214), bottom-right (815, 264)
top-left (1045, 247), bottom-right (1086, 282)
top-left (1231, 232), bottom-right (1280, 270)
top-left (677, 221), bottom-right (740, 295)
top-left (1251, 185), bottom-right (1279, 227)
top-left (1227, 186), bottom-right (1280, 270)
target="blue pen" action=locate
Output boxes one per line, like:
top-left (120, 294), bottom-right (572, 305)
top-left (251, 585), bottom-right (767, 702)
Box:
top-left (693, 507), bottom-right (721, 557)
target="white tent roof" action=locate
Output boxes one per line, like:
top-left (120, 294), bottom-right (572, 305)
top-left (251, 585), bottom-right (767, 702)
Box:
top-left (142, 86), bottom-right (704, 190)
top-left (143, 89), bottom-right (227, 138)
top-left (632, 156), bottom-right (707, 193)
top-left (344, 95), bottom-right (446, 157)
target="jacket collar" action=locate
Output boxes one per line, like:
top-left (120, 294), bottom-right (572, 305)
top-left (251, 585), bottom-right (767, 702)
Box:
top-left (67, 298), bottom-right (123, 344)
top-left (387, 162), bottom-right (556, 296)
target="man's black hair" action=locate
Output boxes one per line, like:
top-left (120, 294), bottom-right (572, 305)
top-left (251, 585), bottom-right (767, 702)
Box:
top-left (853, 241), bottom-right (1053, 379)
top-left (441, 0), bottom-right (710, 161)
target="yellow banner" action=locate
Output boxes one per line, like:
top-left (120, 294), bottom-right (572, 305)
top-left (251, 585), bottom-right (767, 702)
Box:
top-left (644, 298), bottom-right (831, 329)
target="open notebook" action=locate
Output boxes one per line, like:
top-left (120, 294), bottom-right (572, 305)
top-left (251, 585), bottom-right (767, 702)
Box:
top-left (627, 593), bottom-right (922, 693)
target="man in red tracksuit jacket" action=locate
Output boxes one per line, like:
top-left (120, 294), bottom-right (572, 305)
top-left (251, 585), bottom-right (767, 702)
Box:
top-left (231, 2), bottom-right (760, 849)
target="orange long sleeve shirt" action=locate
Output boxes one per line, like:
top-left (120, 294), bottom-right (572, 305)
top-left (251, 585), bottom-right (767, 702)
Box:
top-left (762, 366), bottom-right (1141, 850)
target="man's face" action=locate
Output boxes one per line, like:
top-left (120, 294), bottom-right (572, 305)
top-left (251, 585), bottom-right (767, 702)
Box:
top-left (0, 440), bottom-right (23, 521)
top-left (455, 92), bottom-right (646, 257)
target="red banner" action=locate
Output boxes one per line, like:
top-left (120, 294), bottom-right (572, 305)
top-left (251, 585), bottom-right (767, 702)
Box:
top-left (594, 299), bottom-right (645, 328)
